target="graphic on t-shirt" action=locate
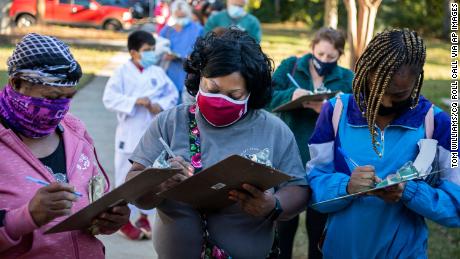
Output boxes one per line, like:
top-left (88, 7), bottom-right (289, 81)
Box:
top-left (240, 148), bottom-right (273, 167)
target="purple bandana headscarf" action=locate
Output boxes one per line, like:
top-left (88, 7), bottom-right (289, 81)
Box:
top-left (0, 84), bottom-right (70, 138)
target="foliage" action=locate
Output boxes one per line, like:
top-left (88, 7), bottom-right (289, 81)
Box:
top-left (251, 0), bottom-right (445, 37)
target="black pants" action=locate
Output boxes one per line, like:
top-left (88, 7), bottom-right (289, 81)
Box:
top-left (277, 208), bottom-right (327, 259)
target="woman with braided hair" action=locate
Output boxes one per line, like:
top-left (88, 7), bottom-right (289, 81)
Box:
top-left (306, 28), bottom-right (460, 258)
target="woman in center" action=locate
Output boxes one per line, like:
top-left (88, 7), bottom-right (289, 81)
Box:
top-left (126, 29), bottom-right (309, 258)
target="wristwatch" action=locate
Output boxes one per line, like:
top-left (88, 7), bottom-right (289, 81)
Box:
top-left (266, 196), bottom-right (283, 221)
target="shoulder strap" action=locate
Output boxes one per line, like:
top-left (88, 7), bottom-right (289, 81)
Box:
top-left (332, 95), bottom-right (343, 137)
top-left (425, 105), bottom-right (435, 139)
top-left (188, 105), bottom-right (202, 172)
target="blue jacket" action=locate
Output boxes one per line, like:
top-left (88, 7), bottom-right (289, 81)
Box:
top-left (306, 94), bottom-right (460, 259)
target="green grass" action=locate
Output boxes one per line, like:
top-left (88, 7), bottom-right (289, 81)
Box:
top-left (260, 24), bottom-right (457, 258)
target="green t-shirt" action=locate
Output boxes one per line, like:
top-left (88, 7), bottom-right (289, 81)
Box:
top-left (204, 10), bottom-right (262, 43)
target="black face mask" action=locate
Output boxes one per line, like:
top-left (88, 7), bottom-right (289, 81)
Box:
top-left (377, 97), bottom-right (412, 116)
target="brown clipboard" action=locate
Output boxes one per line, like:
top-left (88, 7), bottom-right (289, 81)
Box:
top-left (272, 91), bottom-right (338, 112)
top-left (158, 155), bottom-right (292, 211)
top-left (45, 168), bottom-right (179, 234)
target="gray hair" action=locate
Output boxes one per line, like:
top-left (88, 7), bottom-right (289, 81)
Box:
top-left (170, 0), bottom-right (192, 18)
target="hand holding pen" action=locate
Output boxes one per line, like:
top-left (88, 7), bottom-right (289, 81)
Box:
top-left (338, 147), bottom-right (380, 194)
top-left (158, 137), bottom-right (193, 192)
top-left (26, 178), bottom-right (80, 227)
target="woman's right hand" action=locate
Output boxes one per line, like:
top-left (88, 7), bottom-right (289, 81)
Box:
top-left (292, 89), bottom-right (312, 101)
top-left (28, 182), bottom-right (79, 226)
top-left (158, 156), bottom-right (194, 193)
top-left (347, 166), bottom-right (379, 194)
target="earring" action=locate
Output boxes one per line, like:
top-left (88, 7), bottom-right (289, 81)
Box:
top-left (409, 88), bottom-right (418, 109)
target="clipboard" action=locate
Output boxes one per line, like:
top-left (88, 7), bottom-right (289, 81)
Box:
top-left (45, 168), bottom-right (179, 234)
top-left (273, 91), bottom-right (338, 112)
top-left (158, 155), bottom-right (293, 211)
top-left (311, 169), bottom-right (444, 207)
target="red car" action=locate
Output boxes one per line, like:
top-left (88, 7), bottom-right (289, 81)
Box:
top-left (10, 0), bottom-right (135, 30)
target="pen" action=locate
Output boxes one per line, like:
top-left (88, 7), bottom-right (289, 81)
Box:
top-left (159, 137), bottom-right (176, 158)
top-left (25, 176), bottom-right (83, 197)
top-left (311, 169), bottom-right (446, 207)
top-left (286, 73), bottom-right (301, 89)
top-left (338, 147), bottom-right (360, 169)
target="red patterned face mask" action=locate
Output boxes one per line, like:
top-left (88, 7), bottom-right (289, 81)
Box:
top-left (196, 89), bottom-right (249, 127)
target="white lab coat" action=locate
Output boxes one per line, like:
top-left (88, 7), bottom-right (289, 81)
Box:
top-left (103, 61), bottom-right (178, 155)
top-left (103, 61), bottom-right (177, 216)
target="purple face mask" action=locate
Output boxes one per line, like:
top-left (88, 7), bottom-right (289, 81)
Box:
top-left (0, 84), bottom-right (70, 138)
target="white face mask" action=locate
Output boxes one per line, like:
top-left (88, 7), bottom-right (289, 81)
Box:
top-left (227, 5), bottom-right (246, 19)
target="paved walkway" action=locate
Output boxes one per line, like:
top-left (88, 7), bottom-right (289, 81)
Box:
top-left (70, 52), bottom-right (158, 259)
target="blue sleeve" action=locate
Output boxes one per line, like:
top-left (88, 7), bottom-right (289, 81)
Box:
top-left (402, 180), bottom-right (460, 227)
top-left (401, 107), bottom-right (460, 227)
top-left (307, 100), bottom-right (354, 213)
top-left (159, 27), bottom-right (168, 38)
top-left (433, 107), bottom-right (452, 151)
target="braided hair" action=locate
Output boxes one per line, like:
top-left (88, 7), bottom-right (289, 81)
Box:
top-left (352, 28), bottom-right (426, 156)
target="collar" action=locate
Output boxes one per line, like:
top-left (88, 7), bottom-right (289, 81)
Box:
top-left (296, 53), bottom-right (344, 83)
top-left (347, 95), bottom-right (433, 129)
top-left (131, 60), bottom-right (144, 72)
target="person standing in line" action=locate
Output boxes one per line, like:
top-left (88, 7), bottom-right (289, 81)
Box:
top-left (160, 0), bottom-right (204, 103)
top-left (102, 30), bottom-right (178, 240)
top-left (267, 27), bottom-right (354, 259)
top-left (204, 0), bottom-right (262, 43)
top-left (307, 28), bottom-right (460, 258)
top-left (0, 33), bottom-right (130, 258)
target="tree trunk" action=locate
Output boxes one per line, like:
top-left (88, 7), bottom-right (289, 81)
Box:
top-left (274, 0), bottom-right (281, 17)
top-left (344, 0), bottom-right (381, 69)
top-left (37, 0), bottom-right (46, 25)
top-left (344, 0), bottom-right (359, 70)
top-left (325, 0), bottom-right (338, 29)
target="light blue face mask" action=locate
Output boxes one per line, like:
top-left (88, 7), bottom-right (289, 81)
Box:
top-left (175, 17), bottom-right (191, 27)
top-left (140, 50), bottom-right (159, 68)
top-left (227, 5), bottom-right (246, 19)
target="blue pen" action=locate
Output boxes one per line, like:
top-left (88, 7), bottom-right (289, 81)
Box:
top-left (286, 73), bottom-right (302, 89)
top-left (338, 147), bottom-right (360, 169)
top-left (26, 176), bottom-right (83, 197)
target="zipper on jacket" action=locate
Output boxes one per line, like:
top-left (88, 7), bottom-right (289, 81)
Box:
top-left (71, 231), bottom-right (79, 259)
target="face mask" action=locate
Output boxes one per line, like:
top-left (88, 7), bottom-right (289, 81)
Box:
top-left (175, 17), bottom-right (191, 27)
top-left (0, 84), bottom-right (70, 138)
top-left (312, 55), bottom-right (338, 77)
top-left (196, 89), bottom-right (249, 127)
top-left (139, 50), bottom-right (159, 68)
top-left (227, 5), bottom-right (246, 19)
top-left (377, 97), bottom-right (413, 116)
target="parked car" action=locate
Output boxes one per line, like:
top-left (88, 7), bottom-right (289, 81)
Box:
top-left (101, 0), bottom-right (151, 19)
top-left (10, 0), bottom-right (135, 30)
